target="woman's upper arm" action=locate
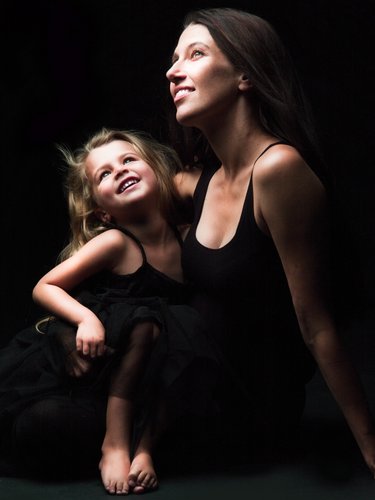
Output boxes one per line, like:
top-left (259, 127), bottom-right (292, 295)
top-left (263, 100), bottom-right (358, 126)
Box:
top-left (174, 168), bottom-right (201, 199)
top-left (254, 148), bottom-right (334, 340)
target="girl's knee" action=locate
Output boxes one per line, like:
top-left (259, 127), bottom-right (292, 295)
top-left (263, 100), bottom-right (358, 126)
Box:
top-left (130, 321), bottom-right (160, 348)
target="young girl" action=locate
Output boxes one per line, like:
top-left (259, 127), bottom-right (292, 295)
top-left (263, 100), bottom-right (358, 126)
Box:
top-left (0, 128), bottom-right (218, 493)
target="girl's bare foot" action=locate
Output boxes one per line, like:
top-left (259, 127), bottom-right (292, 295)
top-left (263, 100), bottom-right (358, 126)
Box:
top-left (99, 448), bottom-right (131, 495)
top-left (128, 452), bottom-right (158, 494)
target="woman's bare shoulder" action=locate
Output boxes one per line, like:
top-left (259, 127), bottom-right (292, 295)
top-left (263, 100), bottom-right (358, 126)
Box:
top-left (253, 144), bottom-right (322, 191)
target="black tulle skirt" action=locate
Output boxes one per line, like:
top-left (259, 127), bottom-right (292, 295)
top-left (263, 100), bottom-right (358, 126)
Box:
top-left (0, 293), bottom-right (220, 449)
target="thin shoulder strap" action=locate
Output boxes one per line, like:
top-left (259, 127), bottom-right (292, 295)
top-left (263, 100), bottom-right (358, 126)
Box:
top-left (253, 141), bottom-right (288, 167)
top-left (104, 222), bottom-right (183, 258)
top-left (172, 225), bottom-right (184, 248)
top-left (105, 223), bottom-right (147, 263)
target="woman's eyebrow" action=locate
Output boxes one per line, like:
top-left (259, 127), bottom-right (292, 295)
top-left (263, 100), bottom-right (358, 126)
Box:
top-left (171, 41), bottom-right (210, 62)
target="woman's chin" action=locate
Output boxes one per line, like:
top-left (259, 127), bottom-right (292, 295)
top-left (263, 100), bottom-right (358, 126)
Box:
top-left (175, 113), bottom-right (198, 128)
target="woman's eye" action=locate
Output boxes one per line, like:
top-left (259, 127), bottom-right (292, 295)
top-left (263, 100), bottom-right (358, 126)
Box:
top-left (192, 49), bottom-right (204, 58)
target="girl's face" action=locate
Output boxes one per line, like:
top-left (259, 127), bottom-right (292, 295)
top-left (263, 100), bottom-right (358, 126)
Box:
top-left (85, 140), bottom-right (159, 223)
top-left (166, 23), bottom-right (243, 130)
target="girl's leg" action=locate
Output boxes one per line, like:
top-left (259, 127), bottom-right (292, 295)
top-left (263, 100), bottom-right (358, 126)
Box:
top-left (128, 423), bottom-right (158, 493)
top-left (99, 321), bottom-right (159, 495)
top-left (128, 406), bottom-right (166, 494)
top-left (99, 395), bottom-right (133, 495)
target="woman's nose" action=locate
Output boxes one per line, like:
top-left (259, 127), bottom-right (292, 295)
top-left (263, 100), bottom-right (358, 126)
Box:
top-left (165, 64), bottom-right (174, 81)
top-left (166, 61), bottom-right (183, 82)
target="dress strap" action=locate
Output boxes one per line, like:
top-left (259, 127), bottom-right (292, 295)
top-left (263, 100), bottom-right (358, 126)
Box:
top-left (172, 225), bottom-right (184, 248)
top-left (253, 141), bottom-right (288, 167)
top-left (105, 223), bottom-right (147, 263)
top-left (104, 222), bottom-right (184, 260)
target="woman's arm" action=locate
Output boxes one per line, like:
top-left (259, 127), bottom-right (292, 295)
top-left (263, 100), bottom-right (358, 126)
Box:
top-left (33, 229), bottom-right (128, 358)
top-left (254, 145), bottom-right (375, 476)
top-left (174, 168), bottom-right (202, 199)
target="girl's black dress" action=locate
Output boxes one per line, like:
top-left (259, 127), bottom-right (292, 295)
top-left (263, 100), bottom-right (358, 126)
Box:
top-left (0, 226), bottom-right (218, 475)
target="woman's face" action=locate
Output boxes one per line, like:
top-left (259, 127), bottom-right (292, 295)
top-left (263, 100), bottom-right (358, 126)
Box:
top-left (85, 140), bottom-right (159, 223)
top-left (166, 23), bottom-right (242, 130)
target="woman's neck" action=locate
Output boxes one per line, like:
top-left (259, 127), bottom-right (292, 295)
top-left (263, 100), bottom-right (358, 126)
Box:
top-left (207, 127), bottom-right (276, 175)
top-left (201, 101), bottom-right (275, 174)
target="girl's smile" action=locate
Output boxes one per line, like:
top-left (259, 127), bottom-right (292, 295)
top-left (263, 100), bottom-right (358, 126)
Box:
top-left (85, 140), bottom-right (159, 223)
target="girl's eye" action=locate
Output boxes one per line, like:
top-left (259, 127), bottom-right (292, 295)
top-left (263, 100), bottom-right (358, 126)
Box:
top-left (123, 157), bottom-right (134, 164)
top-left (99, 171), bottom-right (110, 181)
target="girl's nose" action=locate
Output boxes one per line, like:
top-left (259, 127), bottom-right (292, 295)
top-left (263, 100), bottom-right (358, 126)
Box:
top-left (115, 164), bottom-right (128, 177)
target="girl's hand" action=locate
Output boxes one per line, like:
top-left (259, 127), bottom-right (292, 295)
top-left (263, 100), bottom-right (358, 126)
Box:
top-left (76, 316), bottom-right (106, 358)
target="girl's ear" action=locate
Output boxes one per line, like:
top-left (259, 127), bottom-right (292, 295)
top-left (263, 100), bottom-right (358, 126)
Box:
top-left (238, 73), bottom-right (252, 91)
top-left (94, 208), bottom-right (112, 223)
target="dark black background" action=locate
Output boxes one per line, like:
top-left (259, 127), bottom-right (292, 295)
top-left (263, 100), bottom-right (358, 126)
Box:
top-left (1, 0), bottom-right (374, 348)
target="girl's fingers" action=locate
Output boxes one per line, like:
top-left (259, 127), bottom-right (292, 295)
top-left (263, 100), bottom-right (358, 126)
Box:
top-left (76, 338), bottom-right (83, 353)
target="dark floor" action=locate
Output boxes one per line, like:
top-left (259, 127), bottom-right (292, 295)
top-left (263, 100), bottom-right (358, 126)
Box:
top-left (1, 316), bottom-right (375, 499)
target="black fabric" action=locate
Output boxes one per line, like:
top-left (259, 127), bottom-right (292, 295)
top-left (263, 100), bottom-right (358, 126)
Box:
top-left (10, 396), bottom-right (105, 478)
top-left (0, 226), bottom-right (219, 474)
top-left (181, 144), bottom-right (316, 452)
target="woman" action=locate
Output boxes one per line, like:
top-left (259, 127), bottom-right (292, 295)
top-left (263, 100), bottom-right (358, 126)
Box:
top-left (166, 7), bottom-right (375, 474)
